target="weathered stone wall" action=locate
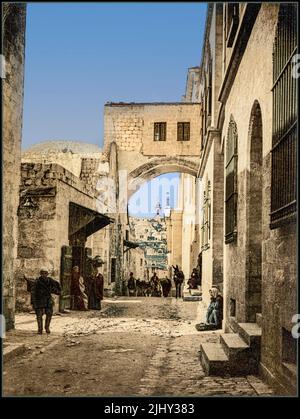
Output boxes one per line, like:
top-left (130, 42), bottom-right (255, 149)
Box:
top-left (261, 155), bottom-right (297, 395)
top-left (15, 163), bottom-right (104, 311)
top-left (211, 137), bottom-right (224, 292)
top-left (167, 210), bottom-right (183, 270)
top-left (180, 174), bottom-right (196, 279)
top-left (88, 227), bottom-right (110, 285)
top-left (3, 3), bottom-right (26, 329)
top-left (197, 3), bottom-right (224, 309)
top-left (221, 4), bottom-right (296, 393)
top-left (104, 103), bottom-right (201, 157)
top-left (22, 141), bottom-right (103, 178)
top-left (200, 143), bottom-right (214, 307)
top-left (222, 4), bottom-right (278, 323)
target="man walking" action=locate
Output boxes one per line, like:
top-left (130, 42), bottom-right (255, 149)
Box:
top-left (88, 257), bottom-right (104, 310)
top-left (26, 267), bottom-right (61, 334)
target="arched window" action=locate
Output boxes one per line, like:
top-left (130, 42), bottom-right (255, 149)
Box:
top-left (225, 115), bottom-right (238, 243)
top-left (271, 4), bottom-right (297, 228)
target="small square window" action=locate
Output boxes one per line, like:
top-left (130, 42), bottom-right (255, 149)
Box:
top-left (154, 122), bottom-right (166, 141)
top-left (177, 122), bottom-right (190, 141)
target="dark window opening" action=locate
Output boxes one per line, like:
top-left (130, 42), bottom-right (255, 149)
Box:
top-left (201, 179), bottom-right (211, 250)
top-left (207, 60), bottom-right (212, 118)
top-left (110, 258), bottom-right (116, 283)
top-left (177, 122), bottom-right (190, 141)
top-left (154, 122), bottom-right (166, 141)
top-left (200, 96), bottom-right (205, 150)
top-left (270, 4), bottom-right (297, 229)
top-left (225, 116), bottom-right (238, 243)
top-left (282, 327), bottom-right (296, 365)
top-left (230, 298), bottom-right (236, 317)
top-left (226, 3), bottom-right (239, 47)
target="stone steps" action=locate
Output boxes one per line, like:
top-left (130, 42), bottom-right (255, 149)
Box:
top-left (220, 333), bottom-right (258, 374)
top-left (235, 322), bottom-right (262, 347)
top-left (183, 285), bottom-right (202, 301)
top-left (199, 318), bottom-right (262, 376)
top-left (183, 293), bottom-right (202, 301)
top-left (199, 343), bottom-right (229, 376)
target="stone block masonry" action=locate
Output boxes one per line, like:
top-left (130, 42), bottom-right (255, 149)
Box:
top-left (3, 4), bottom-right (27, 329)
top-left (104, 102), bottom-right (201, 158)
top-left (15, 162), bottom-right (103, 312)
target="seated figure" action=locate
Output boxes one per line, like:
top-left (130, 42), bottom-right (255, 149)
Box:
top-left (196, 286), bottom-right (223, 331)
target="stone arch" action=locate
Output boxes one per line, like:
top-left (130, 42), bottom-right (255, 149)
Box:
top-left (245, 100), bottom-right (263, 322)
top-left (127, 156), bottom-right (199, 199)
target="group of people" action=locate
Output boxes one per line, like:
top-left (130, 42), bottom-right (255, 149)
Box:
top-left (26, 262), bottom-right (223, 335)
top-left (126, 272), bottom-right (173, 298)
top-left (25, 256), bottom-right (104, 335)
top-left (70, 258), bottom-right (104, 311)
top-left (125, 265), bottom-right (194, 299)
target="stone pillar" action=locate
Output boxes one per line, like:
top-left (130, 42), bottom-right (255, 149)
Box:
top-left (2, 3), bottom-right (26, 330)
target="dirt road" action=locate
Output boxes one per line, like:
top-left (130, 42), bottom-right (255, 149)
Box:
top-left (3, 297), bottom-right (273, 397)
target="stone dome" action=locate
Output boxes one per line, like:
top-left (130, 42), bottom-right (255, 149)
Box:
top-left (23, 140), bottom-right (102, 155)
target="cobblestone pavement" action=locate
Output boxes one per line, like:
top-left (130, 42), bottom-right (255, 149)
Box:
top-left (3, 297), bottom-right (273, 397)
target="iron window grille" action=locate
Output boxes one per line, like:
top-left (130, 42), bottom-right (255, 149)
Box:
top-left (270, 4), bottom-right (297, 229)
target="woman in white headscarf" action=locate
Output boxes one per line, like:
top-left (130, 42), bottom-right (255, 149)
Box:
top-left (209, 287), bottom-right (223, 329)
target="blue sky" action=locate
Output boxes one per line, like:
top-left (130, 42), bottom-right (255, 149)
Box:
top-left (128, 172), bottom-right (180, 217)
top-left (22, 2), bottom-right (207, 150)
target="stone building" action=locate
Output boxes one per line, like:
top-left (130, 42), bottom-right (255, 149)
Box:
top-left (198, 3), bottom-right (297, 395)
top-left (2, 3), bottom-right (27, 329)
top-left (15, 141), bottom-right (115, 311)
top-left (165, 173), bottom-right (199, 280)
top-left (102, 102), bottom-right (201, 292)
top-left (197, 3), bottom-right (225, 306)
top-left (3, 1), bottom-right (297, 396)
top-left (129, 217), bottom-right (168, 279)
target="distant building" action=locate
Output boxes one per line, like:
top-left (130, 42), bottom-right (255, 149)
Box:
top-left (129, 217), bottom-right (168, 279)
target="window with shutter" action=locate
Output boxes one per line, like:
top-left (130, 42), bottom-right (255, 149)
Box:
top-left (154, 122), bottom-right (166, 141)
top-left (225, 116), bottom-right (238, 244)
top-left (177, 122), bottom-right (190, 141)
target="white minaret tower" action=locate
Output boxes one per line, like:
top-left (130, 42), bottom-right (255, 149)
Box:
top-left (155, 201), bottom-right (162, 219)
top-left (164, 192), bottom-right (171, 217)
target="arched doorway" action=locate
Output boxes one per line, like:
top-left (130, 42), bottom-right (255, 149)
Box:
top-left (246, 100), bottom-right (263, 322)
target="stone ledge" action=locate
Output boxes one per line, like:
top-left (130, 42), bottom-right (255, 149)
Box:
top-left (3, 342), bottom-right (26, 361)
top-left (183, 295), bottom-right (202, 302)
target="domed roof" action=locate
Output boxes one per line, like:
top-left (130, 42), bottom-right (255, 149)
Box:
top-left (23, 140), bottom-right (102, 155)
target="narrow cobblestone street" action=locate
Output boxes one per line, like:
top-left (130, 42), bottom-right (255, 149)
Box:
top-left (4, 297), bottom-right (273, 397)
